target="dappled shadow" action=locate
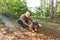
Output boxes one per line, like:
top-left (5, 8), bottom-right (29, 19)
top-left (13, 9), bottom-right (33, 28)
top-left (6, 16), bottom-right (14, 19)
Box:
top-left (55, 22), bottom-right (60, 24)
top-left (15, 26), bottom-right (60, 40)
top-left (37, 26), bottom-right (60, 39)
top-left (0, 19), bottom-right (60, 40)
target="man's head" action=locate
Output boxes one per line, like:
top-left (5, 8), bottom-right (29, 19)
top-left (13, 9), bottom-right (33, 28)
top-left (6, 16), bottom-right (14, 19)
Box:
top-left (25, 11), bottom-right (30, 17)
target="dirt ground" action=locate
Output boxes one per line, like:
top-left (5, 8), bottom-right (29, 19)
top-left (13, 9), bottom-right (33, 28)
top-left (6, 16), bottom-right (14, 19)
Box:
top-left (0, 26), bottom-right (60, 40)
top-left (0, 20), bottom-right (60, 40)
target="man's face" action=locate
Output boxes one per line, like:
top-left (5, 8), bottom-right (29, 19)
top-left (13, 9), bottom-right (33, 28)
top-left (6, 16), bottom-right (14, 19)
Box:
top-left (25, 12), bottom-right (30, 17)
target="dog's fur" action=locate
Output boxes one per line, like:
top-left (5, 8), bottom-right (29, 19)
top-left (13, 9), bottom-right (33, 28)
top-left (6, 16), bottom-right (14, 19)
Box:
top-left (29, 21), bottom-right (42, 32)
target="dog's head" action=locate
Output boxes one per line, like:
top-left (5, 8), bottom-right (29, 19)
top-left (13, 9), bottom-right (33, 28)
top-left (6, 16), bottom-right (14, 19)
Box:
top-left (31, 21), bottom-right (39, 32)
top-left (32, 22), bottom-right (38, 25)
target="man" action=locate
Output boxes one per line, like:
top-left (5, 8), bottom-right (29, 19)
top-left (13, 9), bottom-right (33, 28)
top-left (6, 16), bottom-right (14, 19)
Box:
top-left (17, 11), bottom-right (32, 29)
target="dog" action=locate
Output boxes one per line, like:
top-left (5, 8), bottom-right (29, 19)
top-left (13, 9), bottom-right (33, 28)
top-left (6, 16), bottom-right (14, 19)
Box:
top-left (29, 21), bottom-right (42, 32)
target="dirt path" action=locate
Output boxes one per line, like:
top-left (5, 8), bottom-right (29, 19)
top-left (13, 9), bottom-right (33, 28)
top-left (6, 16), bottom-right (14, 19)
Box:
top-left (0, 17), bottom-right (60, 40)
top-left (0, 22), bottom-right (60, 40)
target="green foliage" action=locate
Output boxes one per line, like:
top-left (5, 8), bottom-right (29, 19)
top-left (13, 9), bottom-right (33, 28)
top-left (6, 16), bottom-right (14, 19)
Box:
top-left (0, 0), bottom-right (60, 20)
top-left (56, 12), bottom-right (60, 17)
top-left (0, 0), bottom-right (28, 19)
top-left (45, 9), bottom-right (50, 17)
top-left (58, 2), bottom-right (60, 4)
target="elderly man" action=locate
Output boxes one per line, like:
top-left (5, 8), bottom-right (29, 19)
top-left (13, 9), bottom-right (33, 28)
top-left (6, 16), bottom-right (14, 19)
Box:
top-left (17, 11), bottom-right (32, 29)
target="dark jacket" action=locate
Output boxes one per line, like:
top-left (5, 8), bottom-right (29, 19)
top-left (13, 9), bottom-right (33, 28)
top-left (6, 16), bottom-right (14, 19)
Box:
top-left (17, 14), bottom-right (32, 26)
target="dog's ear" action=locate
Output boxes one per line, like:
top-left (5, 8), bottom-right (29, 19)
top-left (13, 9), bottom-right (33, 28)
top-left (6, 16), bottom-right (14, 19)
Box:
top-left (36, 22), bottom-right (38, 24)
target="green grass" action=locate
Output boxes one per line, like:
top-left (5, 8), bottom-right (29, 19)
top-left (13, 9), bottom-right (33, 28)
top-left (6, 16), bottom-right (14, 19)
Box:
top-left (32, 17), bottom-right (60, 30)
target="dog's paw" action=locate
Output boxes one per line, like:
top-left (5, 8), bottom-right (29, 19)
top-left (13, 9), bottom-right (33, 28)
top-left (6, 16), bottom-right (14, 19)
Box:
top-left (39, 24), bottom-right (42, 27)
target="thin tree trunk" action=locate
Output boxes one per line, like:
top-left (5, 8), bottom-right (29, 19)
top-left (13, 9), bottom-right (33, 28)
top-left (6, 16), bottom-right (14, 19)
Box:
top-left (54, 0), bottom-right (57, 17)
top-left (50, 0), bottom-right (54, 18)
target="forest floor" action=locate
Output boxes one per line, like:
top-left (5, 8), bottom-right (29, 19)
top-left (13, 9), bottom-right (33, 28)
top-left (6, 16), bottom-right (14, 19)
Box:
top-left (0, 17), bottom-right (60, 40)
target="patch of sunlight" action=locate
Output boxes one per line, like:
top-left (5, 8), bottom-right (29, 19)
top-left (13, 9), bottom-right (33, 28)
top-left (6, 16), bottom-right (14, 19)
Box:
top-left (41, 22), bottom-right (49, 27)
top-left (41, 20), bottom-right (60, 30)
top-left (6, 0), bottom-right (9, 3)
top-left (20, 0), bottom-right (23, 2)
top-left (0, 24), bottom-right (5, 27)
top-left (58, 28), bottom-right (60, 30)
top-left (0, 25), bottom-right (3, 27)
top-left (57, 7), bottom-right (60, 12)
top-left (40, 15), bottom-right (46, 18)
top-left (26, 0), bottom-right (40, 12)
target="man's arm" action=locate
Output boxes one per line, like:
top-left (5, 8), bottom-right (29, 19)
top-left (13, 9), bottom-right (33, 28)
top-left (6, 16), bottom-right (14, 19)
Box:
top-left (19, 14), bottom-right (29, 26)
top-left (29, 18), bottom-right (33, 21)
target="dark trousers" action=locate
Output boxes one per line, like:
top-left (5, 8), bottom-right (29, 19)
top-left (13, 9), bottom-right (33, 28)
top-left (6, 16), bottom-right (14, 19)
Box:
top-left (17, 20), bottom-right (29, 28)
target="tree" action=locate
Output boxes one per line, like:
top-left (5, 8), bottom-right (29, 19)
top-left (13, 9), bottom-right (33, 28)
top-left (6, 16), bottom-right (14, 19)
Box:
top-left (0, 0), bottom-right (28, 19)
top-left (50, 0), bottom-right (57, 18)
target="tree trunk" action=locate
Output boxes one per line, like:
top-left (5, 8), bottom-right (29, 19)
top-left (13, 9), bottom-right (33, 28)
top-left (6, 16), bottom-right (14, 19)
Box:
top-left (50, 0), bottom-right (57, 18)
top-left (54, 0), bottom-right (57, 17)
top-left (50, 0), bottom-right (54, 18)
